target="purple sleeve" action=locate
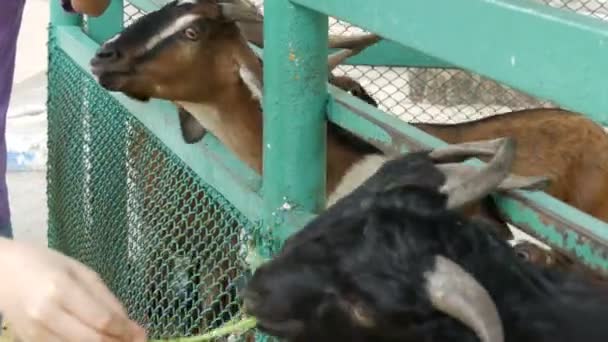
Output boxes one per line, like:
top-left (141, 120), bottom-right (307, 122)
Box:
top-left (0, 0), bottom-right (25, 238)
top-left (61, 0), bottom-right (75, 12)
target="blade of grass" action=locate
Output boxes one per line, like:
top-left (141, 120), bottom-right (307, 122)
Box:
top-left (150, 317), bottom-right (257, 342)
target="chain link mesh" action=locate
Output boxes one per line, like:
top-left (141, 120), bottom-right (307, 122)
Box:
top-left (47, 33), bottom-right (258, 340)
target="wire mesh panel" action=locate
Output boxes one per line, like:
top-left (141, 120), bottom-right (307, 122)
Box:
top-left (325, 0), bottom-right (608, 123)
top-left (122, 0), bottom-right (608, 123)
top-left (47, 35), bottom-right (257, 340)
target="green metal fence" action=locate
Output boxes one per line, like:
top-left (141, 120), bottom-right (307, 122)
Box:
top-left (47, 0), bottom-right (608, 340)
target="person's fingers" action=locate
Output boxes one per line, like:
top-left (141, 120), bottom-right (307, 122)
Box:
top-left (57, 276), bottom-right (131, 339)
top-left (126, 320), bottom-right (148, 342)
top-left (64, 257), bottom-right (129, 318)
top-left (66, 262), bottom-right (148, 342)
top-left (10, 311), bottom-right (78, 342)
top-left (42, 308), bottom-right (123, 342)
top-left (13, 328), bottom-right (64, 342)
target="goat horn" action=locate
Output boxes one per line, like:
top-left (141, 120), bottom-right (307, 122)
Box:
top-left (437, 137), bottom-right (516, 210)
top-left (328, 49), bottom-right (357, 72)
top-left (327, 33), bottom-right (381, 50)
top-left (234, 7), bottom-right (381, 53)
top-left (327, 34), bottom-right (381, 72)
top-left (495, 174), bottom-right (551, 192)
top-left (218, 2), bottom-right (263, 23)
top-left (425, 255), bottom-right (504, 342)
top-left (436, 164), bottom-right (551, 193)
top-left (428, 138), bottom-right (506, 163)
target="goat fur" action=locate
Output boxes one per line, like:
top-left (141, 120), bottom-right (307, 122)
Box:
top-left (244, 151), bottom-right (608, 342)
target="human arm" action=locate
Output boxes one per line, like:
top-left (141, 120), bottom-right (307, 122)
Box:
top-left (0, 238), bottom-right (147, 342)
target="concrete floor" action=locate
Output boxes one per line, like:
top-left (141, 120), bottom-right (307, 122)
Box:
top-left (7, 171), bottom-right (47, 247)
top-left (6, 0), bottom-right (49, 247)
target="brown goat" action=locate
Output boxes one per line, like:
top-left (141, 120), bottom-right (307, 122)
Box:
top-left (90, 0), bottom-right (608, 254)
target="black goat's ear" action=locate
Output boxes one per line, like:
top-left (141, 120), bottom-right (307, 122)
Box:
top-left (178, 107), bottom-right (207, 144)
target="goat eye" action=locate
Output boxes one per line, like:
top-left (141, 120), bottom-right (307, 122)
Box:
top-left (184, 27), bottom-right (199, 40)
top-left (516, 250), bottom-right (529, 261)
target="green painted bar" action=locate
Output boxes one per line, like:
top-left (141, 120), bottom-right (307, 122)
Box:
top-left (293, 0), bottom-right (608, 125)
top-left (55, 26), bottom-right (265, 223)
top-left (326, 83), bottom-right (608, 274)
top-left (88, 0), bottom-right (124, 43)
top-left (262, 1), bottom-right (329, 241)
top-left (127, 0), bottom-right (172, 13)
top-left (50, 0), bottom-right (82, 26)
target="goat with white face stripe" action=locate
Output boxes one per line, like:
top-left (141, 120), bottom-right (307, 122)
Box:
top-left (91, 0), bottom-right (383, 183)
top-left (91, 0), bottom-right (263, 103)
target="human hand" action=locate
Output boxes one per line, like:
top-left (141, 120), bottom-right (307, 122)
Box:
top-left (0, 238), bottom-right (147, 342)
top-left (64, 0), bottom-right (111, 17)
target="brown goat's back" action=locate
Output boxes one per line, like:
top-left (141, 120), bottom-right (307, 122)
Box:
top-left (417, 108), bottom-right (608, 222)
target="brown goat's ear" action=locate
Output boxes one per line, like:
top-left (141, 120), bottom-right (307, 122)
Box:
top-left (218, 1), bottom-right (263, 23)
top-left (178, 107), bottom-right (207, 144)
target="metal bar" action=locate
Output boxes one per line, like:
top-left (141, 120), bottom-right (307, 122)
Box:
top-left (327, 83), bottom-right (608, 275)
top-left (87, 0), bottom-right (124, 43)
top-left (293, 0), bottom-right (608, 125)
top-left (126, 0), bottom-right (171, 13)
top-left (262, 1), bottom-right (329, 243)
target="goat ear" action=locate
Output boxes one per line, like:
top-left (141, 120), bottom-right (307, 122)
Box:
top-left (218, 1), bottom-right (263, 23)
top-left (178, 107), bottom-right (207, 144)
top-left (435, 137), bottom-right (517, 210)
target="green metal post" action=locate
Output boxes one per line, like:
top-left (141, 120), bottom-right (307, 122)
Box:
top-left (50, 0), bottom-right (83, 26)
top-left (262, 0), bottom-right (329, 246)
top-left (87, 0), bottom-right (124, 43)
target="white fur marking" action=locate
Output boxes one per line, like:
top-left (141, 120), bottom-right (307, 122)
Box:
top-left (144, 14), bottom-right (201, 52)
top-left (176, 0), bottom-right (198, 4)
top-left (239, 66), bottom-right (263, 101)
top-left (326, 154), bottom-right (389, 208)
top-left (508, 224), bottom-right (551, 249)
top-left (105, 32), bottom-right (121, 45)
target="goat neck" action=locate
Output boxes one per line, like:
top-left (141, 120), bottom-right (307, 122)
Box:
top-left (176, 35), bottom-right (264, 173)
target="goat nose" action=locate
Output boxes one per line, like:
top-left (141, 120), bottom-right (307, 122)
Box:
top-left (95, 45), bottom-right (121, 62)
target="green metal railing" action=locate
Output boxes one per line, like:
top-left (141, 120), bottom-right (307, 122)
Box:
top-left (263, 0), bottom-right (608, 268)
top-left (47, 0), bottom-right (608, 340)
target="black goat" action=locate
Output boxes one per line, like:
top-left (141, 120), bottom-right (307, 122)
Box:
top-left (242, 137), bottom-right (608, 342)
